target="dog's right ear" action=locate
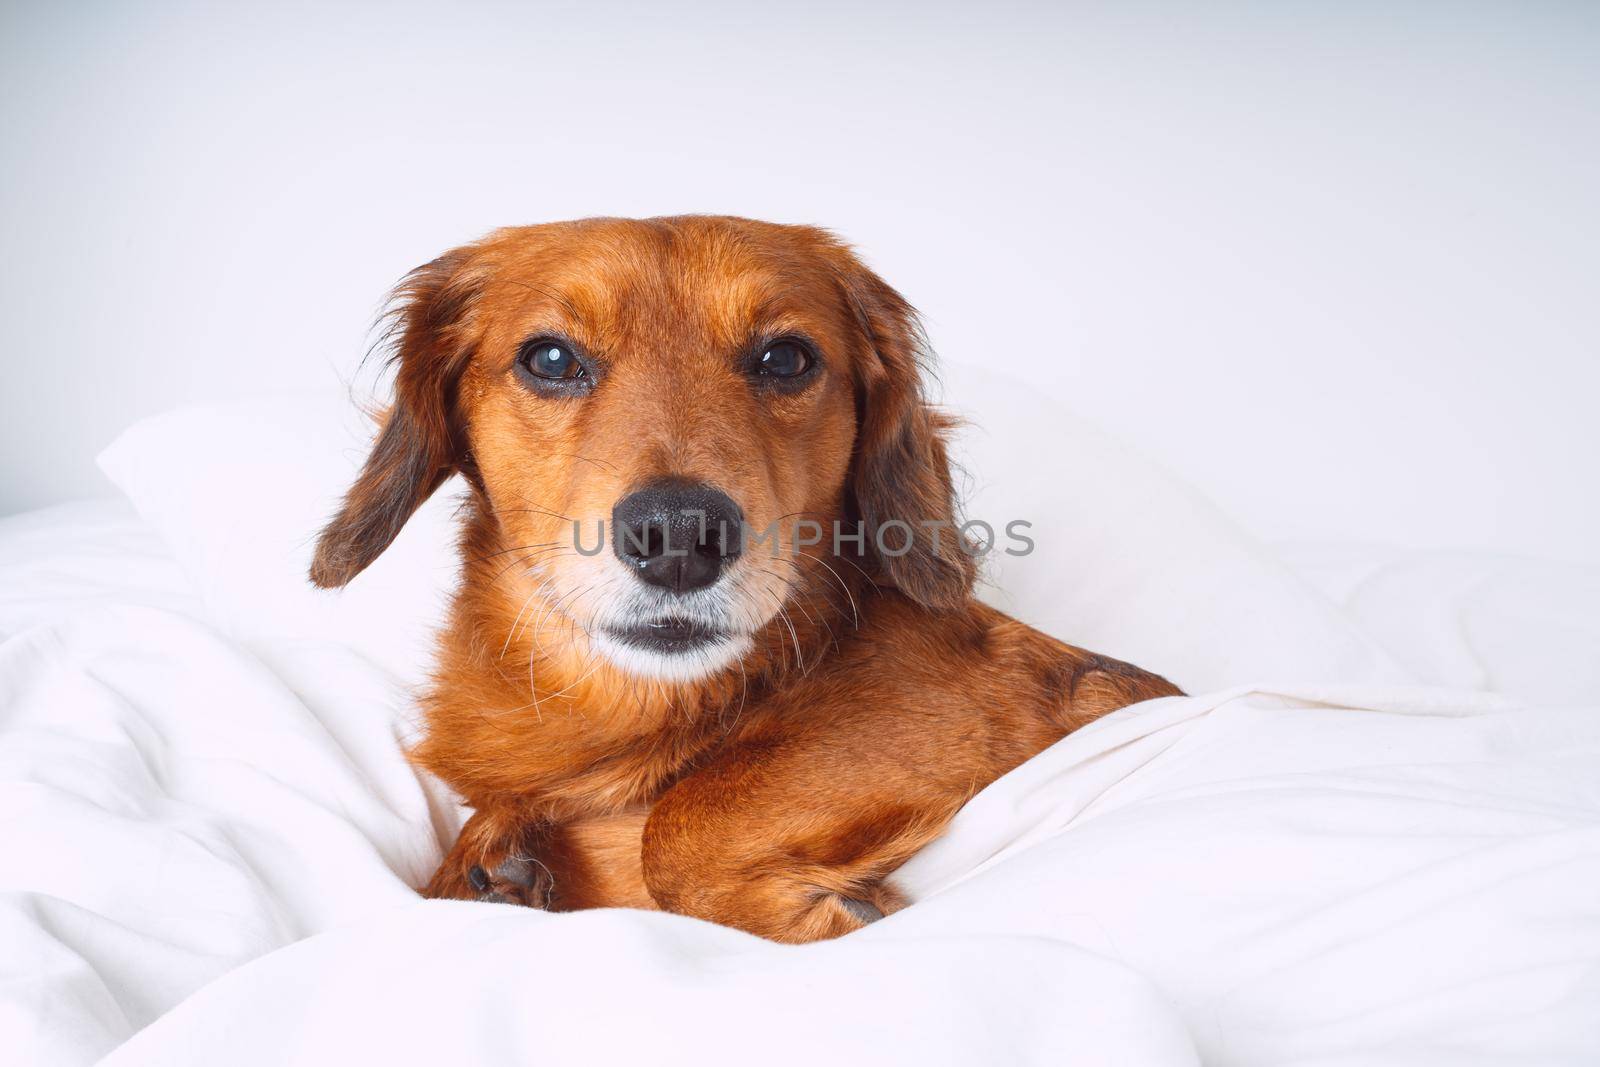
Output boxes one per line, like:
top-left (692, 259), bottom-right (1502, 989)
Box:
top-left (309, 249), bottom-right (480, 589)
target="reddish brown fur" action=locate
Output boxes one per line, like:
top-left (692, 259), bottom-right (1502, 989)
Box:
top-left (312, 216), bottom-right (1180, 943)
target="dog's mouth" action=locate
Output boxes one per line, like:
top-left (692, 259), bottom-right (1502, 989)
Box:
top-left (581, 560), bottom-right (778, 680)
top-left (601, 616), bottom-right (729, 654)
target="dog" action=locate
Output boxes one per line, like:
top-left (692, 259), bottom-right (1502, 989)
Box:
top-left (311, 215), bottom-right (1180, 943)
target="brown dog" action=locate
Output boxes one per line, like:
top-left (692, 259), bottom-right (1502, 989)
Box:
top-left (311, 216), bottom-right (1179, 943)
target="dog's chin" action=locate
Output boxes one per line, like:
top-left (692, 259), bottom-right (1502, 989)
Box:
top-left (591, 620), bottom-right (753, 683)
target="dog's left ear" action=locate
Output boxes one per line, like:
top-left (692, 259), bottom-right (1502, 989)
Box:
top-left (310, 249), bottom-right (480, 589)
top-left (840, 260), bottom-right (976, 611)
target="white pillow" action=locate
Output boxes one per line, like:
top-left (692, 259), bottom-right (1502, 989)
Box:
top-left (98, 391), bottom-right (464, 685)
top-left (97, 371), bottom-right (1405, 692)
top-left (938, 362), bottom-right (1408, 690)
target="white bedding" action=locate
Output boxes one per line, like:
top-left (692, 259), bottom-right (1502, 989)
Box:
top-left (3, 488), bottom-right (1599, 1063)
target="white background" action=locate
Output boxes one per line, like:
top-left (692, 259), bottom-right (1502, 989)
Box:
top-left (3, 1), bottom-right (1596, 563)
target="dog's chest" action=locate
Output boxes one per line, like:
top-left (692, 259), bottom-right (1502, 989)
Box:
top-left (524, 709), bottom-right (733, 818)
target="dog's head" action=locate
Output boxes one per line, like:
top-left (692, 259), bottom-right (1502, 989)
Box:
top-left (311, 216), bottom-right (972, 682)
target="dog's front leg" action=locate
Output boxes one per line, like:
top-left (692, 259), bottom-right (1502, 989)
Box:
top-left (424, 806), bottom-right (553, 907)
top-left (639, 741), bottom-right (966, 943)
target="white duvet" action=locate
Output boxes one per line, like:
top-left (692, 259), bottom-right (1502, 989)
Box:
top-left (4, 377), bottom-right (1600, 1064)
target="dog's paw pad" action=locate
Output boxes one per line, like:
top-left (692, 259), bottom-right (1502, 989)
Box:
top-left (468, 856), bottom-right (551, 907)
top-left (838, 897), bottom-right (884, 924)
top-left (492, 856), bottom-right (544, 890)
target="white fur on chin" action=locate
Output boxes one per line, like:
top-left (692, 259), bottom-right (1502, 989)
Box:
top-left (590, 630), bottom-right (753, 683)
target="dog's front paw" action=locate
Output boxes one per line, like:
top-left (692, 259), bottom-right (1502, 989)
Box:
top-left (466, 854), bottom-right (553, 908)
top-left (424, 810), bottom-right (554, 908)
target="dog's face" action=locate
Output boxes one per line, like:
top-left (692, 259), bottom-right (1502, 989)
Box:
top-left (312, 217), bottom-right (974, 683)
top-left (459, 219), bottom-right (865, 680)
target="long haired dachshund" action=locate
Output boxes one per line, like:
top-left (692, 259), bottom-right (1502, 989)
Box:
top-left (312, 216), bottom-right (1179, 943)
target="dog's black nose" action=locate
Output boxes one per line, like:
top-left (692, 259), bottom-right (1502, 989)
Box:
top-left (611, 479), bottom-right (744, 594)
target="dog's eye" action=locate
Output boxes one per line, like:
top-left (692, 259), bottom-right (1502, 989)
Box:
top-left (756, 340), bottom-right (812, 379)
top-left (520, 341), bottom-right (582, 380)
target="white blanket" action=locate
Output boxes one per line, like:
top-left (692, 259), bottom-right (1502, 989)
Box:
top-left (3, 502), bottom-right (1599, 1065)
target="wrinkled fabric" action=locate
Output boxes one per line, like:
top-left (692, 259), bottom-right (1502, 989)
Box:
top-left (2, 502), bottom-right (1598, 1065)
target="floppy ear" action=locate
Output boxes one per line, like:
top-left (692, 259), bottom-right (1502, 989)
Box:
top-left (842, 262), bottom-right (976, 611)
top-left (309, 249), bottom-right (479, 589)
